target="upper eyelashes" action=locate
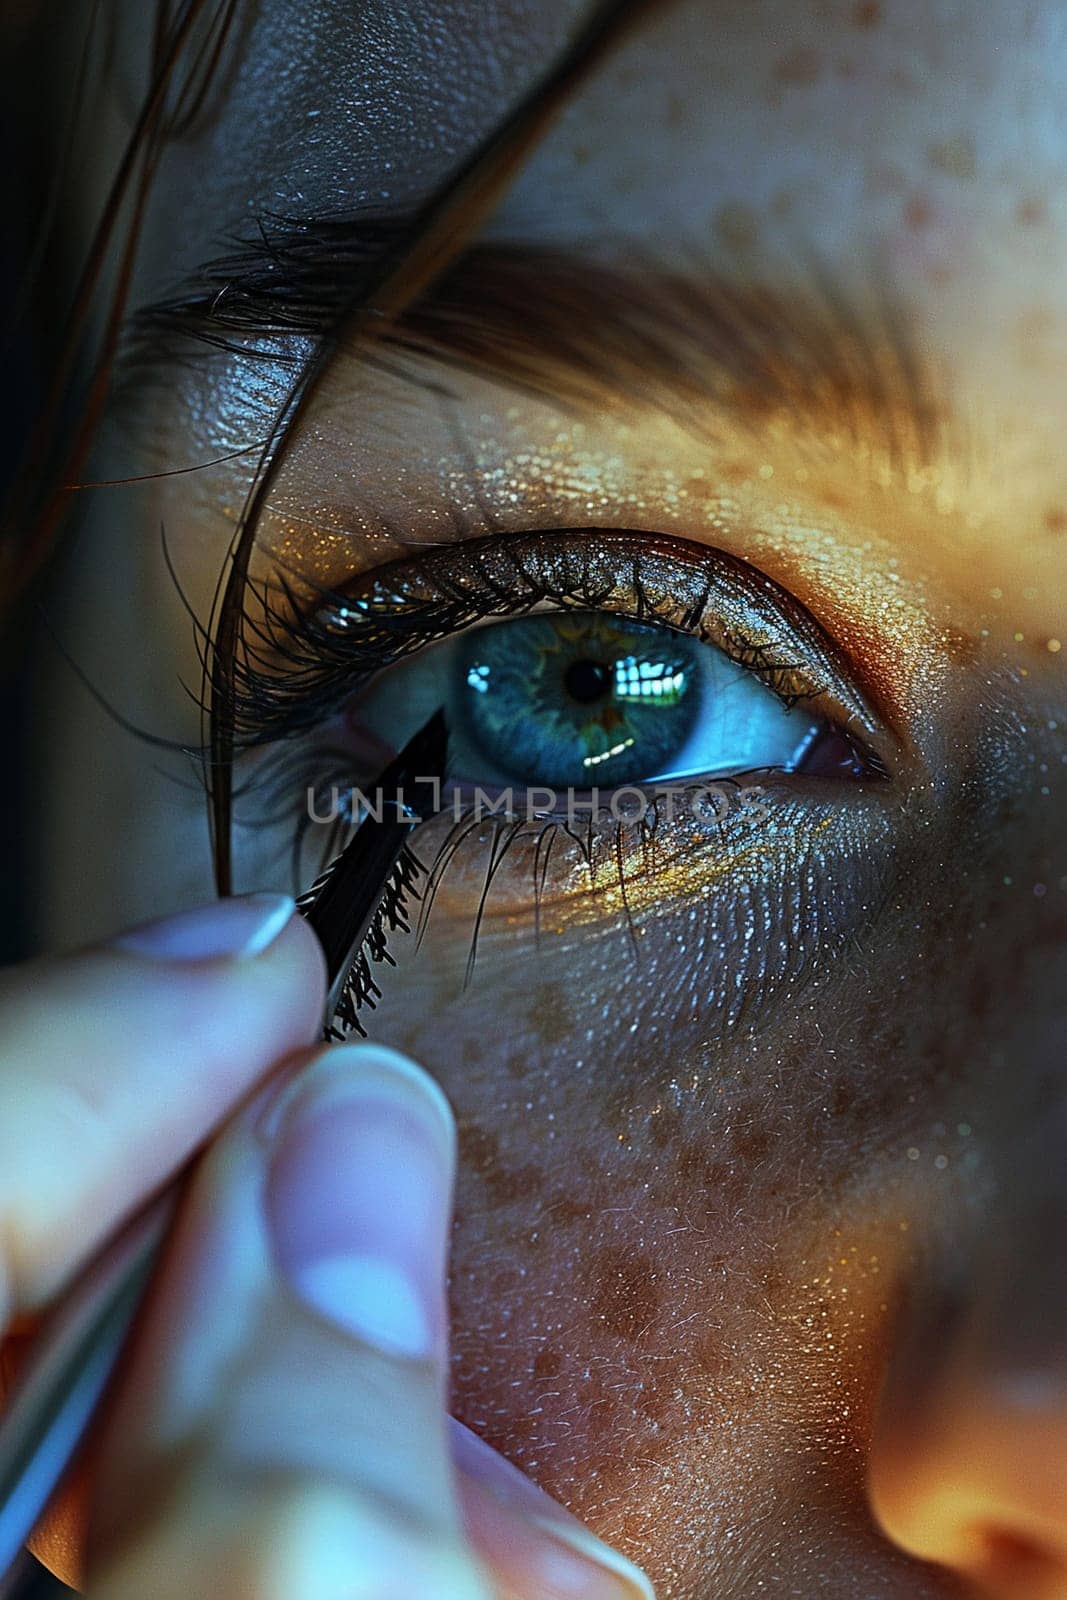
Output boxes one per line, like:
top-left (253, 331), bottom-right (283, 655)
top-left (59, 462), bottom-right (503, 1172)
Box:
top-left (230, 527), bottom-right (882, 762)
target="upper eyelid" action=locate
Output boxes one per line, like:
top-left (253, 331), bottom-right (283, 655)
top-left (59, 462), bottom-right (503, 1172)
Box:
top-left (346, 527), bottom-right (877, 715)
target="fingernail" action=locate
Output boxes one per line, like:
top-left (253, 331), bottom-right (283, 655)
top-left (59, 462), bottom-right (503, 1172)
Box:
top-left (453, 1421), bottom-right (656, 1599)
top-left (525, 1519), bottom-right (656, 1600)
top-left (264, 1044), bottom-right (455, 1361)
top-left (112, 893), bottom-right (296, 961)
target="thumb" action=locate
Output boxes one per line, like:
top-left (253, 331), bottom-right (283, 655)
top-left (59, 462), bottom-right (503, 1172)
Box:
top-left (0, 892), bottom-right (325, 1324)
top-left (86, 1043), bottom-right (489, 1600)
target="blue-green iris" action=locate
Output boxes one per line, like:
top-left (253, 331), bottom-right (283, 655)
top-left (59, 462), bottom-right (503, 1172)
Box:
top-left (454, 612), bottom-right (700, 787)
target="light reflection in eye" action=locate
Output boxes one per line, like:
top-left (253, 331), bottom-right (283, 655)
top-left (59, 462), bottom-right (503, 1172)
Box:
top-left (614, 656), bottom-right (687, 704)
top-left (584, 736), bottom-right (636, 769)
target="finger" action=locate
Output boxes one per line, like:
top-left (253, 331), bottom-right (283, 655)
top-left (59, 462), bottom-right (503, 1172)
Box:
top-left (0, 894), bottom-right (325, 1322)
top-left (452, 1419), bottom-right (655, 1600)
top-left (85, 1044), bottom-right (491, 1600)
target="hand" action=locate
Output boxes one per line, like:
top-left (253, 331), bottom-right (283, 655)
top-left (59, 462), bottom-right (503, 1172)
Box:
top-left (0, 896), bottom-right (653, 1598)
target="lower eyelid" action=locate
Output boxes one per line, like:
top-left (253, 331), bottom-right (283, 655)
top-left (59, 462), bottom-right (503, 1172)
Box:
top-left (379, 771), bottom-right (900, 1006)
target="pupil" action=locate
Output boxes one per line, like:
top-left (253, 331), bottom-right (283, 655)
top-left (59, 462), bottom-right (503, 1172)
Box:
top-left (564, 658), bottom-right (612, 704)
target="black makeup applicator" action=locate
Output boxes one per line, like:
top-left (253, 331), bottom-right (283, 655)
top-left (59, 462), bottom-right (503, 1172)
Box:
top-left (0, 710), bottom-right (448, 1594)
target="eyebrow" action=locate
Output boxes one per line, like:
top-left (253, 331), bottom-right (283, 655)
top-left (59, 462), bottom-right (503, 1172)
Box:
top-left (130, 218), bottom-right (947, 478)
top-left (394, 244), bottom-right (948, 476)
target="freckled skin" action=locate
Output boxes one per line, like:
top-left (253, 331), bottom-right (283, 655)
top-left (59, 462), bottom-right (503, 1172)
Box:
top-left (366, 660), bottom-right (1065, 1594)
top-left (33, 1), bottom-right (1067, 1595)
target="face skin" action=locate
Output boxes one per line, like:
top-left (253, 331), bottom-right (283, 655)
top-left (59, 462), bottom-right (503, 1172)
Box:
top-left (35, 2), bottom-right (1067, 1596)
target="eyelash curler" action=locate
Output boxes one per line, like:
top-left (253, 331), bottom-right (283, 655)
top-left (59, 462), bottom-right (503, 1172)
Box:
top-left (0, 710), bottom-right (448, 1596)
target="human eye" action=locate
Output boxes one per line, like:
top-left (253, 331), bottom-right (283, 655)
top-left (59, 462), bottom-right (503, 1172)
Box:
top-left (261, 525), bottom-right (882, 798)
top-left (229, 519), bottom-right (896, 1033)
top-left (333, 536), bottom-right (872, 793)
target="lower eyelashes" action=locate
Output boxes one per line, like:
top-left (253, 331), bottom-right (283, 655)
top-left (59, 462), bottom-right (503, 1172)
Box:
top-left (315, 776), bottom-right (900, 1046)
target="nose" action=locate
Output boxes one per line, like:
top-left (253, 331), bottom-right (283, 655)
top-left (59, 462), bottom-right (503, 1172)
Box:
top-left (869, 1189), bottom-right (1067, 1600)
